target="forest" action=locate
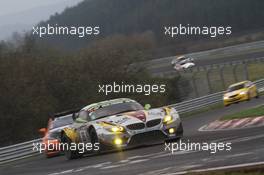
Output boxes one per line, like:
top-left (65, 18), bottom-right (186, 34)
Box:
top-left (36, 0), bottom-right (264, 56)
top-left (0, 34), bottom-right (190, 146)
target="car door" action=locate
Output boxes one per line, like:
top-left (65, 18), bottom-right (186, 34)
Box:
top-left (247, 82), bottom-right (255, 97)
top-left (250, 82), bottom-right (257, 96)
top-left (76, 110), bottom-right (91, 144)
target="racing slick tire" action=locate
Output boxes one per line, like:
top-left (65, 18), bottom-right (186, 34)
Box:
top-left (177, 122), bottom-right (184, 136)
top-left (246, 92), bottom-right (251, 101)
top-left (89, 127), bottom-right (102, 153)
top-left (255, 91), bottom-right (259, 99)
top-left (61, 134), bottom-right (82, 160)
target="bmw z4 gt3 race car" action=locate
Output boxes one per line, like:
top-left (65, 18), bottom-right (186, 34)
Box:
top-left (60, 98), bottom-right (183, 159)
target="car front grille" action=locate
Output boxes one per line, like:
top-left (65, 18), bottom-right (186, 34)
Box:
top-left (129, 130), bottom-right (166, 145)
top-left (146, 119), bottom-right (161, 128)
top-left (126, 123), bottom-right (145, 130)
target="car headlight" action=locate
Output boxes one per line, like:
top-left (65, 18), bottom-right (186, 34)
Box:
top-left (163, 115), bottom-right (173, 124)
top-left (224, 96), bottom-right (228, 100)
top-left (101, 122), bottom-right (125, 133)
top-left (110, 126), bottom-right (124, 133)
top-left (105, 125), bottom-right (125, 133)
top-left (240, 91), bottom-right (246, 95)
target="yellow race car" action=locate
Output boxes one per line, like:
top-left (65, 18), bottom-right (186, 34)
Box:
top-left (223, 81), bottom-right (259, 106)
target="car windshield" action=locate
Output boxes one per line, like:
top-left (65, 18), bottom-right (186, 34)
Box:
top-left (177, 56), bottom-right (187, 61)
top-left (89, 102), bottom-right (144, 120)
top-left (228, 84), bottom-right (245, 92)
top-left (51, 115), bottom-right (73, 129)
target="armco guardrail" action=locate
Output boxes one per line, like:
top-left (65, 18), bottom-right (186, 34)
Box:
top-left (144, 40), bottom-right (264, 69)
top-left (170, 78), bottom-right (264, 114)
top-left (169, 91), bottom-right (224, 114)
top-left (0, 139), bottom-right (41, 164)
top-left (0, 78), bottom-right (263, 164)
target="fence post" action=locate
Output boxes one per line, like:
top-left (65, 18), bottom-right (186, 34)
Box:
top-left (206, 68), bottom-right (212, 94)
top-left (191, 71), bottom-right (199, 97)
top-left (243, 62), bottom-right (249, 80)
top-left (220, 65), bottom-right (225, 90)
top-left (233, 64), bottom-right (239, 82)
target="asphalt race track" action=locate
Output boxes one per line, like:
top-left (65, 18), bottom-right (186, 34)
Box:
top-left (1, 97), bottom-right (263, 175)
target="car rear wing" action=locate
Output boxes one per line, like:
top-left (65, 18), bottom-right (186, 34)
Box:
top-left (51, 108), bottom-right (81, 120)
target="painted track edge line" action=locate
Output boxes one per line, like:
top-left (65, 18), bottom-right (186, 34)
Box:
top-left (198, 122), bottom-right (264, 132)
top-left (167, 161), bottom-right (264, 175)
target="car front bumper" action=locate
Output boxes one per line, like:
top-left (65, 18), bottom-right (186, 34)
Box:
top-left (98, 118), bottom-right (183, 149)
top-left (223, 93), bottom-right (248, 106)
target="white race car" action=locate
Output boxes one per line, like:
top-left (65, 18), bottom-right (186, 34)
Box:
top-left (60, 98), bottom-right (183, 159)
top-left (171, 55), bottom-right (194, 66)
top-left (174, 62), bottom-right (195, 71)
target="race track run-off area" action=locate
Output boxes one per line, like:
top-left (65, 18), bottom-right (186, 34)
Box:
top-left (0, 97), bottom-right (264, 175)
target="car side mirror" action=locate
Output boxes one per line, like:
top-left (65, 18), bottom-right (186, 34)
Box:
top-left (144, 104), bottom-right (151, 110)
top-left (39, 128), bottom-right (47, 134)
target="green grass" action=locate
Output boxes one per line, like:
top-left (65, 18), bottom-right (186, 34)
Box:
top-left (190, 172), bottom-right (264, 175)
top-left (188, 171), bottom-right (264, 175)
top-left (180, 91), bottom-right (264, 119)
top-left (185, 165), bottom-right (264, 175)
top-left (220, 105), bottom-right (264, 121)
top-left (181, 103), bottom-right (224, 118)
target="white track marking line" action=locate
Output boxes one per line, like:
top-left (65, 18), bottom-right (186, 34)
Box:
top-left (128, 158), bottom-right (149, 164)
top-left (48, 169), bottom-right (74, 175)
top-left (244, 116), bottom-right (263, 126)
top-left (47, 162), bottom-right (112, 175)
top-left (199, 115), bottom-right (264, 132)
top-left (209, 136), bottom-right (239, 143)
top-left (230, 134), bottom-right (264, 143)
top-left (199, 122), bottom-right (264, 131)
top-left (100, 164), bottom-right (125, 169)
top-left (167, 161), bottom-right (264, 175)
top-left (217, 120), bottom-right (233, 129)
top-left (232, 118), bottom-right (250, 128)
top-left (139, 167), bottom-right (173, 175)
top-left (225, 152), bottom-right (253, 158)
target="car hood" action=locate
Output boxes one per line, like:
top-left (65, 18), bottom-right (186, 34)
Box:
top-left (225, 89), bottom-right (247, 97)
top-left (94, 108), bottom-right (165, 126)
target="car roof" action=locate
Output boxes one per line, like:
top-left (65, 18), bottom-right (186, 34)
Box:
top-left (177, 55), bottom-right (187, 59)
top-left (82, 98), bottom-right (136, 111)
top-left (177, 55), bottom-right (185, 58)
top-left (229, 81), bottom-right (250, 88)
top-left (53, 114), bottom-right (73, 121)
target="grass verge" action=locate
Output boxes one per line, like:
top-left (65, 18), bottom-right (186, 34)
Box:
top-left (220, 105), bottom-right (264, 121)
top-left (181, 103), bottom-right (224, 118)
top-left (186, 165), bottom-right (264, 175)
